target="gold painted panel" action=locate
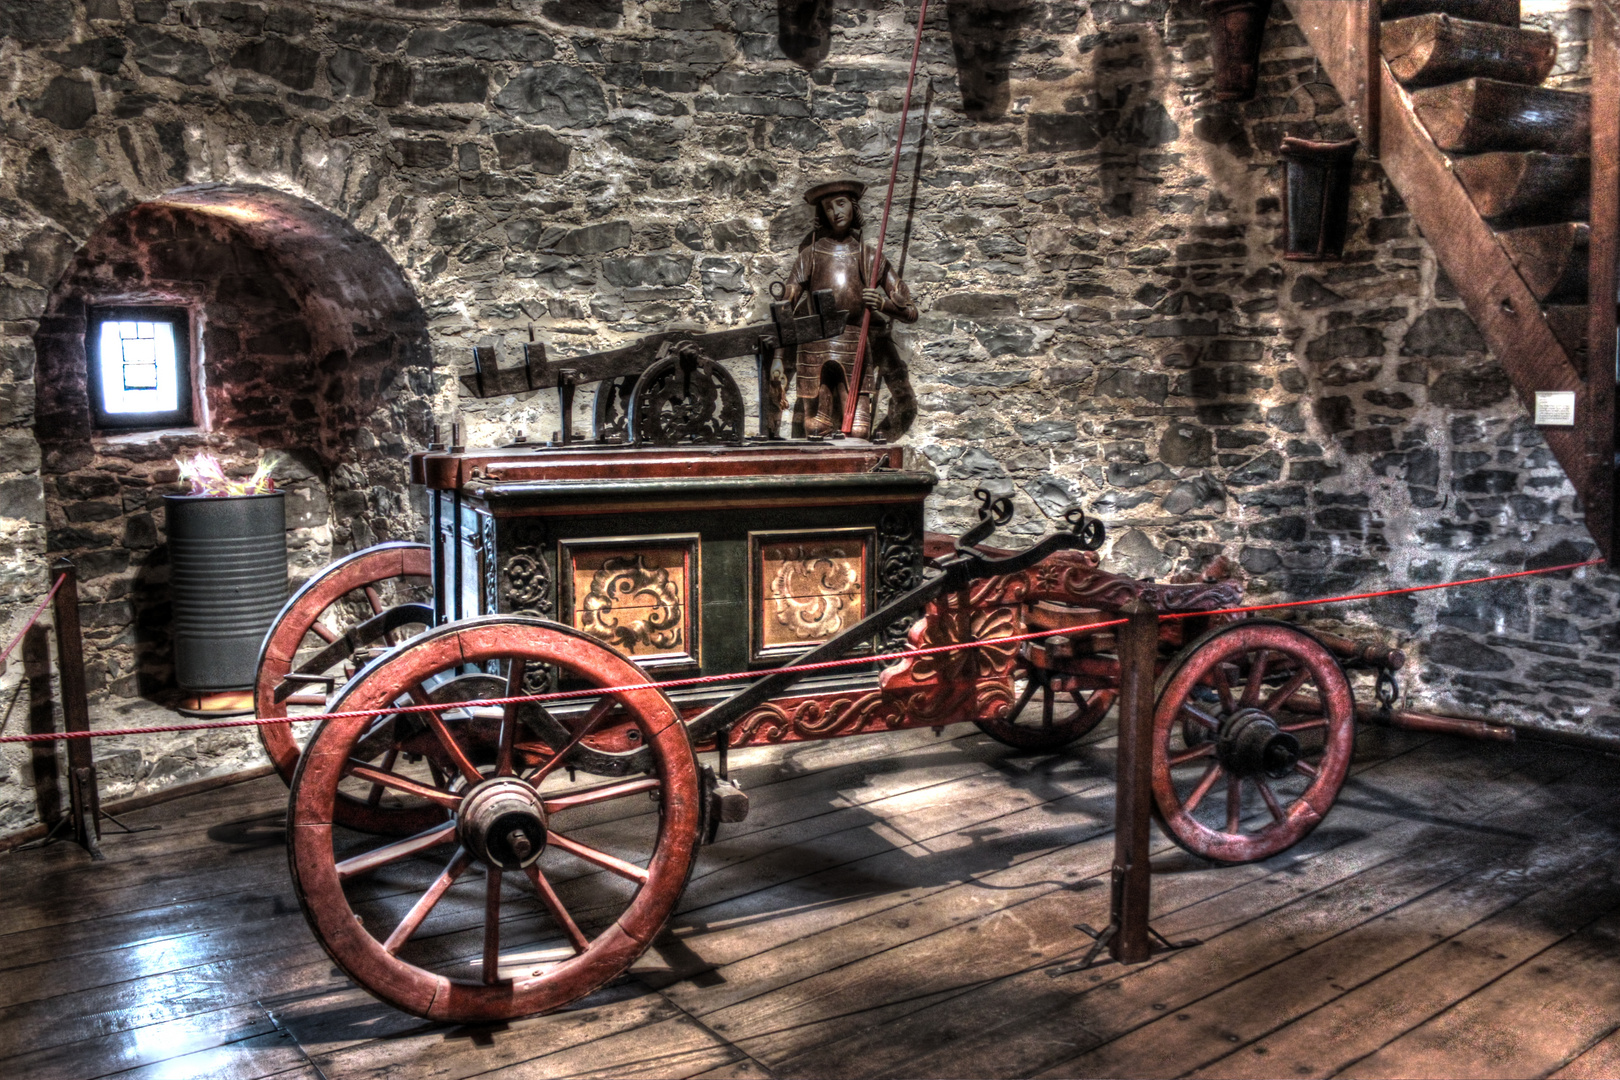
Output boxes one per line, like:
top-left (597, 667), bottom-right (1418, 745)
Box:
top-left (568, 545), bottom-right (692, 660)
top-left (758, 537), bottom-right (868, 651)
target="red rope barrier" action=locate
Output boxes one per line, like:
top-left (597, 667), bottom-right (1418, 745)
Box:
top-left (0, 555), bottom-right (1602, 745)
top-left (0, 571), bottom-right (66, 672)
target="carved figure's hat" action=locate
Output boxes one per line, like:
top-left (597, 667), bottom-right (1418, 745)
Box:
top-left (804, 179), bottom-right (866, 205)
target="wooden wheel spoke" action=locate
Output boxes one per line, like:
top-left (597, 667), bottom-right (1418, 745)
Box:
top-left (1256, 778), bottom-right (1286, 822)
top-left (1181, 702), bottom-right (1222, 730)
top-left (526, 864), bottom-right (589, 954)
top-left (1209, 664), bottom-right (1236, 714)
top-left (1168, 743), bottom-right (1215, 768)
top-left (366, 746), bottom-right (400, 807)
top-left (1279, 717), bottom-right (1330, 733)
top-left (547, 831), bottom-right (650, 885)
top-left (1240, 649), bottom-right (1270, 708)
top-left (1183, 760), bottom-right (1223, 814)
top-left (407, 685), bottom-right (483, 786)
top-left (345, 760), bottom-right (460, 809)
top-left (529, 695), bottom-right (620, 786)
top-left (1225, 774), bottom-right (1243, 834)
top-left (483, 866), bottom-right (503, 985)
top-left (336, 822), bottom-right (455, 881)
top-left (543, 776), bottom-right (660, 813)
top-left (365, 585), bottom-right (385, 616)
top-left (383, 848), bottom-right (472, 954)
top-left (1294, 759), bottom-right (1319, 779)
top-left (498, 659), bottom-right (526, 777)
top-left (311, 620), bottom-right (339, 644)
top-left (1010, 672), bottom-right (1041, 718)
top-left (1263, 667), bottom-right (1314, 715)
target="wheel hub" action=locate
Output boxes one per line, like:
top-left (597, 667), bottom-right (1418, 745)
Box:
top-left (1218, 708), bottom-right (1301, 779)
top-left (457, 777), bottom-right (547, 870)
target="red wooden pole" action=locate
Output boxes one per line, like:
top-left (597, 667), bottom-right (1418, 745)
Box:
top-left (841, 0), bottom-right (930, 436)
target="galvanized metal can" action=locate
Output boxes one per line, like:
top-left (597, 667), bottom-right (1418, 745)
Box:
top-left (164, 492), bottom-right (287, 691)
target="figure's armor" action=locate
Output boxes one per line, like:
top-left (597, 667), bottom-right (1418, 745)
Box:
top-left (787, 236), bottom-right (910, 438)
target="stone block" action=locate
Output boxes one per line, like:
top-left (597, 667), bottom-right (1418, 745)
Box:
top-left (606, 117), bottom-right (682, 161)
top-left (129, 28), bottom-right (215, 85)
top-left (543, 0), bottom-right (622, 27)
top-left (25, 76), bottom-right (96, 130)
top-left (492, 128), bottom-right (569, 173)
top-left (1162, 474), bottom-right (1225, 515)
top-left (602, 254), bottom-right (692, 288)
top-left (1428, 365), bottom-right (1512, 409)
top-left (230, 37), bottom-right (319, 92)
top-left (1427, 631), bottom-right (1514, 672)
top-left (394, 139), bottom-right (453, 169)
top-left (1027, 113), bottom-right (1102, 153)
top-left (551, 220), bottom-right (631, 255)
top-left (412, 65), bottom-right (489, 105)
top-left (495, 65), bottom-right (608, 127)
top-left (0, 478), bottom-right (44, 522)
top-left (709, 219), bottom-right (757, 253)
top-left (1401, 307), bottom-right (1486, 356)
top-left (407, 24), bottom-right (555, 61)
top-left (0, 0), bottom-right (73, 44)
top-left (1014, 420), bottom-right (1076, 444)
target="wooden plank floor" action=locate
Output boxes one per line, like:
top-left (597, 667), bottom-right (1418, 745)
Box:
top-left (0, 721), bottom-right (1617, 1079)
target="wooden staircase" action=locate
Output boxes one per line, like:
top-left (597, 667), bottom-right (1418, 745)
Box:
top-left (1288, 0), bottom-right (1618, 561)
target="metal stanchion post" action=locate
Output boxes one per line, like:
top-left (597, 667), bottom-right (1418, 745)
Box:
top-left (51, 558), bottom-right (102, 859)
top-left (1110, 598), bottom-right (1157, 964)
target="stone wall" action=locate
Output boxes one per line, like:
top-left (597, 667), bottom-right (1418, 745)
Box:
top-left (0, 0), bottom-right (1613, 833)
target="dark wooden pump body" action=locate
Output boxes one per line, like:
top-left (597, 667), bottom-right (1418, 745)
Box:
top-left (413, 441), bottom-right (935, 716)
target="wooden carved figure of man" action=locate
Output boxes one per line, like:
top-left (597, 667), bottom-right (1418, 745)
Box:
top-left (782, 179), bottom-right (919, 439)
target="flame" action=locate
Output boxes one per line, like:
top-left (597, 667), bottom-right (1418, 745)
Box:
top-left (176, 451), bottom-right (280, 497)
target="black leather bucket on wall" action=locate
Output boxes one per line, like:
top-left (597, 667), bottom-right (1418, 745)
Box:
top-left (164, 492), bottom-right (287, 691)
top-left (1281, 136), bottom-right (1360, 261)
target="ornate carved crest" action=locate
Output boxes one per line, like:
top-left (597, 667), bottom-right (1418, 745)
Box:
top-left (501, 546), bottom-right (555, 618)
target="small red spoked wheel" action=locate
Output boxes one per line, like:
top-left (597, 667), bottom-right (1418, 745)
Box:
top-left (1151, 620), bottom-right (1353, 864)
top-left (256, 543), bottom-right (432, 814)
top-left (288, 616), bottom-right (700, 1022)
top-left (975, 645), bottom-right (1115, 752)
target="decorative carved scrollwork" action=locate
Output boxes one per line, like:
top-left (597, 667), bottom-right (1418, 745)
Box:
top-left (580, 554), bottom-right (684, 652)
top-left (591, 374), bottom-right (638, 443)
top-left (479, 513), bottom-right (498, 616)
top-left (501, 546), bottom-right (555, 618)
top-left (629, 341), bottom-right (745, 445)
top-left (876, 511), bottom-right (923, 652)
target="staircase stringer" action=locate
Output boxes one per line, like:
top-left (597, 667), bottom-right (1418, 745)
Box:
top-left (1288, 0), bottom-right (1608, 561)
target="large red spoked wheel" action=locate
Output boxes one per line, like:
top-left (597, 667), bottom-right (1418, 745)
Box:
top-left (1151, 621), bottom-right (1353, 864)
top-left (976, 640), bottom-right (1115, 752)
top-left (288, 616), bottom-right (701, 1022)
top-left (256, 543), bottom-right (432, 801)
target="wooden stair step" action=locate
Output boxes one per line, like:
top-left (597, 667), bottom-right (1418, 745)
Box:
top-left (1381, 0), bottom-right (1520, 27)
top-left (1382, 14), bottom-right (1555, 88)
top-left (1411, 78), bottom-right (1590, 154)
top-left (1452, 151), bottom-right (1590, 225)
top-left (1498, 221), bottom-right (1590, 302)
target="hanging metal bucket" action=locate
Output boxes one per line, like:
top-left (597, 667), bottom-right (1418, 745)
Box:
top-left (1281, 136), bottom-right (1359, 261)
top-left (1203, 0), bottom-right (1274, 102)
top-left (164, 492), bottom-right (287, 691)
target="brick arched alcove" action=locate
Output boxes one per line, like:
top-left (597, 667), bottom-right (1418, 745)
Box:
top-left (33, 183), bottom-right (433, 703)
